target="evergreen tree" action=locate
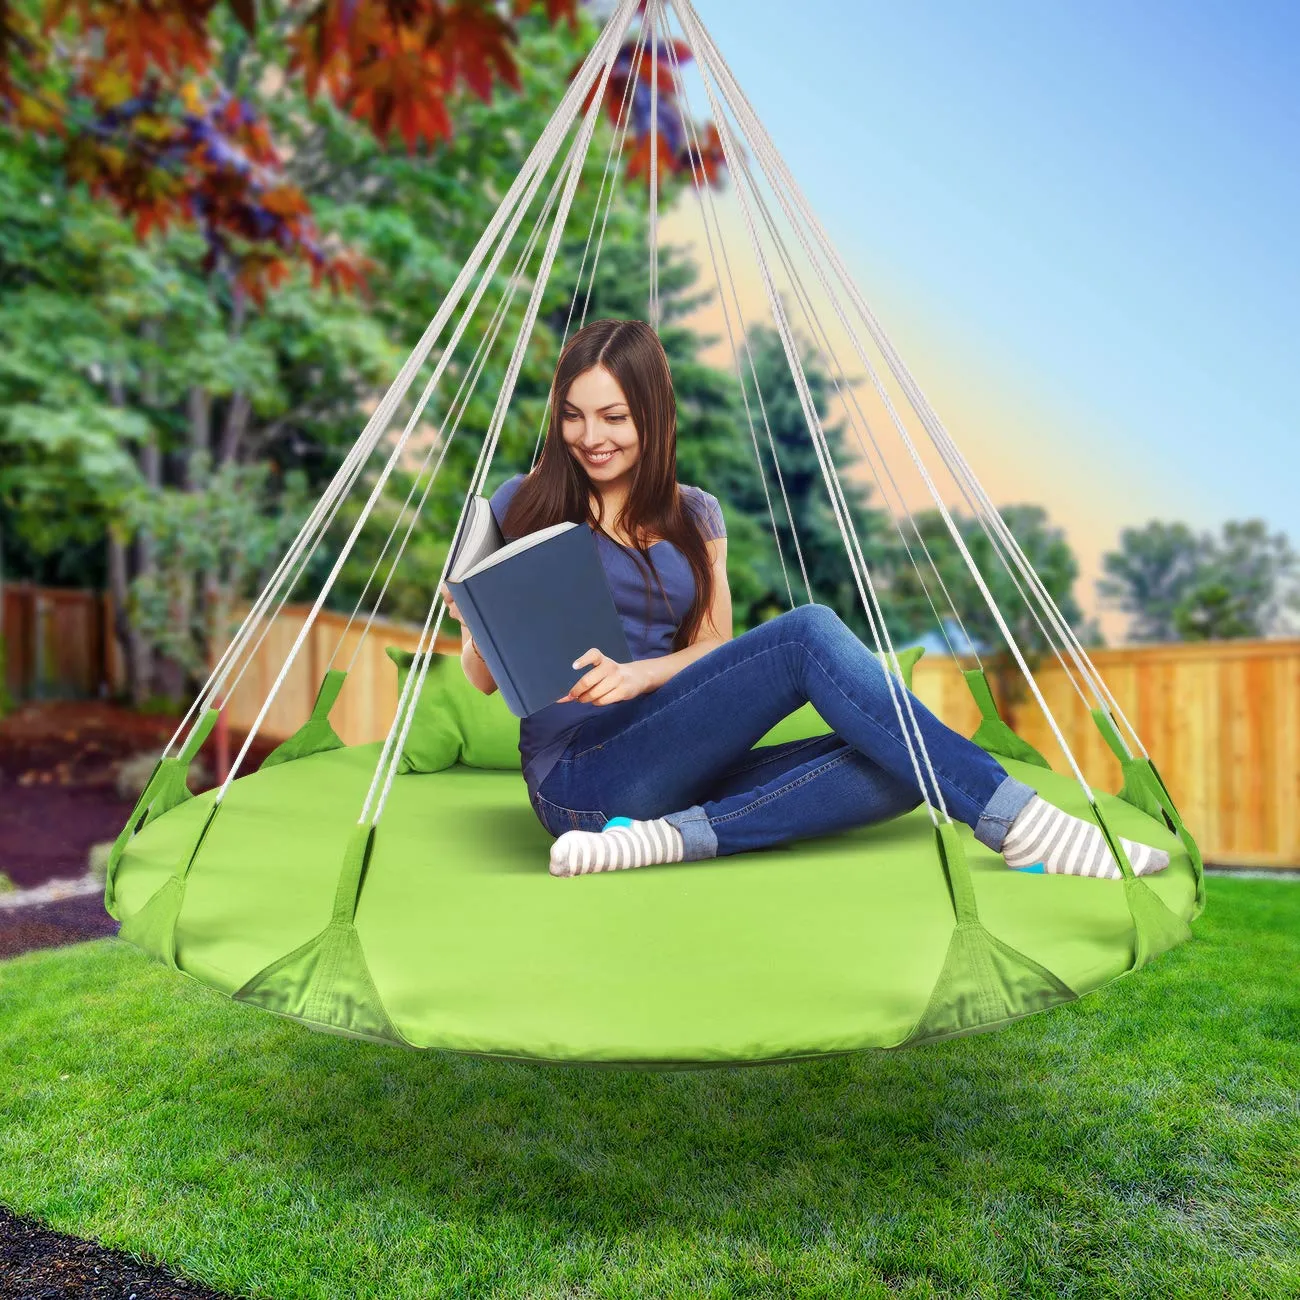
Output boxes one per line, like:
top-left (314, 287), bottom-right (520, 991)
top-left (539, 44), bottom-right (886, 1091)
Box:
top-left (727, 322), bottom-right (896, 640)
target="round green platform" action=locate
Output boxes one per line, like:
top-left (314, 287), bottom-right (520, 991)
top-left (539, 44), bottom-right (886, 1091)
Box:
top-left (106, 741), bottom-right (1200, 1066)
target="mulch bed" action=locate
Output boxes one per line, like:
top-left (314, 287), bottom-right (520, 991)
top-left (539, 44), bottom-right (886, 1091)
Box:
top-left (0, 700), bottom-right (278, 961)
top-left (0, 1204), bottom-right (239, 1299)
top-left (0, 700), bottom-right (275, 891)
top-left (0, 893), bottom-right (122, 962)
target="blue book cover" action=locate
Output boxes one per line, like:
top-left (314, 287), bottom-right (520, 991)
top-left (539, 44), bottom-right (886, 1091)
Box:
top-left (447, 507), bottom-right (631, 717)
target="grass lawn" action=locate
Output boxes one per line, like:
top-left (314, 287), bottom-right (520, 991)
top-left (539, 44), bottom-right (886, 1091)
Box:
top-left (2, 876), bottom-right (1297, 1300)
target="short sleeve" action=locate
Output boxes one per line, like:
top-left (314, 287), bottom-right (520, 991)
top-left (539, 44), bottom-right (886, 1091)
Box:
top-left (685, 484), bottom-right (726, 541)
top-left (487, 472), bottom-right (527, 534)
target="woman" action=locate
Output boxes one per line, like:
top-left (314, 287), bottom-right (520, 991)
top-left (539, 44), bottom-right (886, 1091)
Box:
top-left (442, 318), bottom-right (1171, 882)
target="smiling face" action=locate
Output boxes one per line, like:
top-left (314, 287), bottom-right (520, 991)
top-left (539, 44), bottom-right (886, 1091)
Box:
top-left (560, 364), bottom-right (641, 487)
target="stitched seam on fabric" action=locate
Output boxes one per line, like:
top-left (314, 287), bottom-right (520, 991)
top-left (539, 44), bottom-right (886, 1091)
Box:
top-left (708, 750), bottom-right (856, 825)
top-left (717, 734), bottom-right (839, 777)
top-left (535, 792), bottom-right (607, 825)
top-left (799, 649), bottom-right (1010, 820)
top-left (560, 633), bottom-right (985, 814)
top-left (551, 625), bottom-right (996, 822)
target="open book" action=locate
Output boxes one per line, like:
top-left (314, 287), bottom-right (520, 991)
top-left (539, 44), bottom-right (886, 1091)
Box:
top-left (446, 496), bottom-right (632, 717)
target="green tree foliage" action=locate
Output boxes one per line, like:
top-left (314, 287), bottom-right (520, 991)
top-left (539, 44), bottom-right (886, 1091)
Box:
top-left (124, 457), bottom-right (310, 685)
top-left (0, 1), bottom-right (589, 303)
top-left (290, 12), bottom-right (749, 628)
top-left (1100, 518), bottom-right (1300, 642)
top-left (888, 504), bottom-right (1091, 717)
top-left (1096, 521), bottom-right (1209, 642)
top-left (0, 6), bottom-right (742, 697)
top-left (0, 126), bottom-right (399, 698)
top-left (0, 136), bottom-right (145, 576)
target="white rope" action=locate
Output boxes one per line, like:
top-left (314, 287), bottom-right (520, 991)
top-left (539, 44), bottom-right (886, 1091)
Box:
top-left (371, 2), bottom-right (638, 822)
top-left (358, 111), bottom-right (619, 819)
top-left (674, 0), bottom-right (946, 822)
top-left (358, 7), bottom-right (647, 821)
top-left (162, 409), bottom-right (402, 755)
top-left (717, 79), bottom-right (1102, 731)
top-left (367, 2), bottom-right (636, 823)
top-left (726, 138), bottom-right (979, 669)
top-left (660, 22), bottom-right (808, 609)
top-left (330, 136), bottom-right (576, 673)
top-left (168, 10), bottom-right (632, 771)
top-left (681, 0), bottom-right (1101, 800)
top-left (530, 2), bottom-right (653, 470)
top-left (687, 4), bottom-right (1134, 758)
top-left (648, 0), bottom-right (660, 329)
top-left (216, 4), bottom-right (637, 804)
top-left (897, 391), bottom-right (1144, 755)
top-left (217, 305), bottom-right (531, 708)
top-left (746, 82), bottom-right (1118, 752)
top-left (173, 30), bottom-right (639, 767)
top-left (364, 0), bottom-right (641, 824)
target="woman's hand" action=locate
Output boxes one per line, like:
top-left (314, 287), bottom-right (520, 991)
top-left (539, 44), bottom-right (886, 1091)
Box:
top-left (558, 648), bottom-right (656, 706)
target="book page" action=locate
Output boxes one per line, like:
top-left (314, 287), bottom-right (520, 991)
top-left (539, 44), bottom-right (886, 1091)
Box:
top-left (464, 521), bottom-right (576, 578)
top-left (449, 498), bottom-right (501, 583)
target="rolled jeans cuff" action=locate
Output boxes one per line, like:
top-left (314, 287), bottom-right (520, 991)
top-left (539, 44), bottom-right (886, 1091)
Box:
top-left (973, 774), bottom-right (1039, 853)
top-left (662, 804), bottom-right (718, 861)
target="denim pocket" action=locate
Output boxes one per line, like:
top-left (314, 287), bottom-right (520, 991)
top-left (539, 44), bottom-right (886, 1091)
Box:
top-left (532, 791), bottom-right (607, 837)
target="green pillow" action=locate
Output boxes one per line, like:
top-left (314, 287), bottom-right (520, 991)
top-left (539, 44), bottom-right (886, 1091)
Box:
top-left (387, 642), bottom-right (925, 769)
top-left (755, 645), bottom-right (926, 747)
top-left (385, 647), bottom-right (522, 773)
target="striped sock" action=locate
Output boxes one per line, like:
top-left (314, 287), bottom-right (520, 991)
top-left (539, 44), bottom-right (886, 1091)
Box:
top-left (549, 817), bottom-right (685, 878)
top-left (1002, 795), bottom-right (1170, 879)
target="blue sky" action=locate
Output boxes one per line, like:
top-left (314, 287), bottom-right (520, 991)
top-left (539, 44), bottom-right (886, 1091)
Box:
top-left (655, 0), bottom-right (1298, 603)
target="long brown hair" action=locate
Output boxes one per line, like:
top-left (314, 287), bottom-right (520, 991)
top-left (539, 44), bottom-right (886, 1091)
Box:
top-left (500, 318), bottom-right (716, 651)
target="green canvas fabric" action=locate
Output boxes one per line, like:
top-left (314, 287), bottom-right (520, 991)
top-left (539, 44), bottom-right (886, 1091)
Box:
top-left (110, 742), bottom-right (1200, 1066)
top-left (1090, 707), bottom-right (1206, 916)
top-left (1089, 797), bottom-right (1194, 967)
top-left (104, 708), bottom-right (220, 920)
top-left (234, 918), bottom-right (411, 1047)
top-left (1142, 755), bottom-right (1207, 916)
top-left (233, 825), bottom-right (411, 1047)
top-left (903, 824), bottom-right (1078, 1044)
top-left (260, 670), bottom-right (347, 770)
top-left (903, 924), bottom-right (1079, 1046)
top-left (754, 646), bottom-right (927, 747)
top-left (386, 647), bottom-right (522, 772)
top-left (117, 802), bottom-right (221, 969)
top-left (1091, 706), bottom-right (1165, 821)
top-left (963, 669), bottom-right (1052, 769)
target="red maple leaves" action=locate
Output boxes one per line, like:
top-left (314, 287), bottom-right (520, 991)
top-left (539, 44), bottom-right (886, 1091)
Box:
top-left (0, 1), bottom-right (581, 305)
top-left (0, 0), bottom-right (716, 309)
top-left (578, 30), bottom-right (726, 187)
top-left (288, 1), bottom-right (538, 151)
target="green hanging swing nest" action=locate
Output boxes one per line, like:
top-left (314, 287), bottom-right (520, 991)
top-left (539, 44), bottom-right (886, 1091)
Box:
top-left (102, 0), bottom-right (1207, 1068)
top-left (104, 666), bottom-right (1203, 1068)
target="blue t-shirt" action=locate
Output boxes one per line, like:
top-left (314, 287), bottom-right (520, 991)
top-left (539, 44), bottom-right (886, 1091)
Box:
top-left (487, 471), bottom-right (726, 798)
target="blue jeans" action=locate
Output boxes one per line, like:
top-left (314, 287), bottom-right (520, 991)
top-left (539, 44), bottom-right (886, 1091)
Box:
top-left (530, 603), bottom-right (1037, 860)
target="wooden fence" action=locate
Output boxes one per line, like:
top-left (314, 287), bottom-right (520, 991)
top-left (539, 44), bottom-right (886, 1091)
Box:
top-left (11, 580), bottom-right (1291, 866)
top-left (1, 583), bottom-right (110, 702)
top-left (213, 605), bottom-right (1300, 870)
top-left (214, 606), bottom-right (461, 754)
top-left (913, 639), bottom-right (1300, 871)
